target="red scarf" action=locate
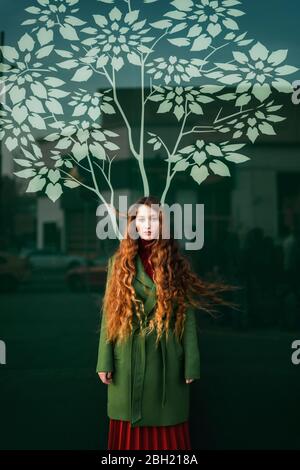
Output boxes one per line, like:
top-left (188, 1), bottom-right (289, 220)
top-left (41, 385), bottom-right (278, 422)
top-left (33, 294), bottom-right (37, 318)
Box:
top-left (138, 238), bottom-right (155, 280)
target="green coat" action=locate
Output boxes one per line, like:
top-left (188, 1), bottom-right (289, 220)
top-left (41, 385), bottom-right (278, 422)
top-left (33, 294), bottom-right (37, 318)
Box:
top-left (96, 253), bottom-right (201, 427)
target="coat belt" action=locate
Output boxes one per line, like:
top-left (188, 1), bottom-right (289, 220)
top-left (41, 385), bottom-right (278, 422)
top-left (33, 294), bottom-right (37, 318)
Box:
top-left (130, 328), bottom-right (167, 426)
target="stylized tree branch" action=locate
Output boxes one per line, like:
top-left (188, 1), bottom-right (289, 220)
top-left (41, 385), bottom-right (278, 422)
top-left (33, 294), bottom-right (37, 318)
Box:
top-left (1, 0), bottom-right (298, 238)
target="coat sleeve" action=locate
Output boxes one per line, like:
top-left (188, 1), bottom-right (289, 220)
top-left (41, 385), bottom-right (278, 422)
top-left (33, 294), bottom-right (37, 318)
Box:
top-left (182, 306), bottom-right (201, 380)
top-left (96, 256), bottom-right (115, 373)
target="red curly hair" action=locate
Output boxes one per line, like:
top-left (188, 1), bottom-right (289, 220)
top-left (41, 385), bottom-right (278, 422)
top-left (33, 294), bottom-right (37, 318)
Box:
top-left (102, 195), bottom-right (241, 346)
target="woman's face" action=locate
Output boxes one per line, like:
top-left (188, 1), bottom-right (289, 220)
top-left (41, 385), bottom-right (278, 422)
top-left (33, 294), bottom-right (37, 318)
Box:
top-left (135, 205), bottom-right (160, 240)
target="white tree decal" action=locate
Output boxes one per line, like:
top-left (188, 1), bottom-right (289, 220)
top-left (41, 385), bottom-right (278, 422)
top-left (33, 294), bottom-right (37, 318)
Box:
top-left (0, 0), bottom-right (298, 238)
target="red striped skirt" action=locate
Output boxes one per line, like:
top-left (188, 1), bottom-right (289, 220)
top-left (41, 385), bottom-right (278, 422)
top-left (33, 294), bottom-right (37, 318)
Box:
top-left (108, 419), bottom-right (192, 450)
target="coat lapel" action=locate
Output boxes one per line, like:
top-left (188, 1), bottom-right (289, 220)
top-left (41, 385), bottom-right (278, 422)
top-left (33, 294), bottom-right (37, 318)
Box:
top-left (134, 254), bottom-right (157, 316)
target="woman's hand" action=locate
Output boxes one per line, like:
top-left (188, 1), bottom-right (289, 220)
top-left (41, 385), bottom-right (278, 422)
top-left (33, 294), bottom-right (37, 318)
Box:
top-left (185, 378), bottom-right (194, 384)
top-left (98, 371), bottom-right (113, 384)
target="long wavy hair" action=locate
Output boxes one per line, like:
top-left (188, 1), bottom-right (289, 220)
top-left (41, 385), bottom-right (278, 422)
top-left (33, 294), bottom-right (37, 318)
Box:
top-left (102, 195), bottom-right (241, 346)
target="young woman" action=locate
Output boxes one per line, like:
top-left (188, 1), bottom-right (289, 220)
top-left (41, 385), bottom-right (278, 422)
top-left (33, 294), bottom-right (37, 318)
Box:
top-left (96, 195), bottom-right (238, 450)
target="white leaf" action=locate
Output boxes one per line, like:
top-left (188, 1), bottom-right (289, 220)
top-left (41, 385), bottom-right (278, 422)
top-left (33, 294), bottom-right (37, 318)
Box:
top-left (14, 159), bottom-right (32, 168)
top-left (127, 52), bottom-right (141, 66)
top-left (193, 152), bottom-right (207, 166)
top-left (258, 122), bottom-right (276, 135)
top-left (227, 8), bottom-right (244, 17)
top-left (72, 142), bottom-right (88, 161)
top-left (170, 0), bottom-right (193, 12)
top-left (104, 141), bottom-right (119, 151)
top-left (44, 133), bottom-right (60, 142)
top-left (37, 27), bottom-right (53, 46)
top-left (60, 24), bottom-right (79, 41)
top-left (71, 66), bottom-right (93, 81)
top-left (9, 86), bottom-right (26, 104)
top-left (157, 101), bottom-right (173, 113)
top-left (36, 45), bottom-right (54, 58)
top-left (275, 65), bottom-right (298, 76)
top-left (222, 143), bottom-right (246, 152)
top-left (45, 183), bottom-right (63, 202)
top-left (235, 93), bottom-right (251, 106)
top-left (92, 130), bottom-right (106, 142)
top-left (252, 83), bottom-right (272, 102)
top-left (206, 143), bottom-right (223, 157)
top-left (90, 142), bottom-right (106, 160)
top-left (48, 169), bottom-right (60, 184)
top-left (65, 15), bottom-right (86, 26)
top-left (26, 97), bottom-right (45, 113)
top-left (209, 160), bottom-right (230, 176)
top-left (26, 176), bottom-right (46, 192)
top-left (218, 93), bottom-right (236, 101)
top-left (109, 7), bottom-right (122, 21)
top-left (124, 10), bottom-right (139, 25)
top-left (174, 105), bottom-right (184, 121)
top-left (111, 56), bottom-right (124, 71)
top-left (31, 82), bottom-right (47, 99)
top-left (174, 160), bottom-right (189, 171)
top-left (179, 145), bottom-right (194, 154)
top-left (266, 114), bottom-right (285, 122)
top-left (96, 55), bottom-right (109, 68)
top-left (207, 23), bottom-right (221, 37)
top-left (189, 102), bottom-right (203, 114)
top-left (21, 20), bottom-right (37, 26)
top-left (25, 6), bottom-right (41, 14)
top-left (12, 105), bottom-right (28, 124)
top-left (18, 33), bottom-right (35, 51)
top-left (190, 165), bottom-right (209, 184)
top-left (101, 103), bottom-right (115, 114)
top-left (93, 15), bottom-right (108, 27)
top-left (64, 180), bottom-right (80, 188)
top-left (232, 51), bottom-right (248, 64)
top-left (0, 46), bottom-right (19, 62)
top-left (46, 98), bottom-right (63, 114)
top-left (191, 35), bottom-right (211, 51)
top-left (225, 153), bottom-right (250, 163)
top-left (55, 49), bottom-right (74, 58)
top-left (150, 20), bottom-right (172, 29)
top-left (88, 106), bottom-right (100, 121)
top-left (14, 169), bottom-right (36, 178)
top-left (168, 38), bottom-right (190, 47)
top-left (57, 59), bottom-right (78, 69)
top-left (170, 23), bottom-right (187, 34)
top-left (56, 138), bottom-right (71, 150)
top-left (267, 49), bottom-right (287, 66)
top-left (44, 77), bottom-right (65, 87)
top-left (28, 114), bottom-right (46, 129)
top-left (215, 62), bottom-right (238, 71)
top-left (219, 74), bottom-right (242, 85)
top-left (247, 127), bottom-right (259, 143)
top-left (222, 18), bottom-right (239, 30)
top-left (164, 10), bottom-right (186, 20)
top-left (5, 137), bottom-right (18, 151)
top-left (272, 78), bottom-right (293, 94)
top-left (249, 41), bottom-right (269, 61)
